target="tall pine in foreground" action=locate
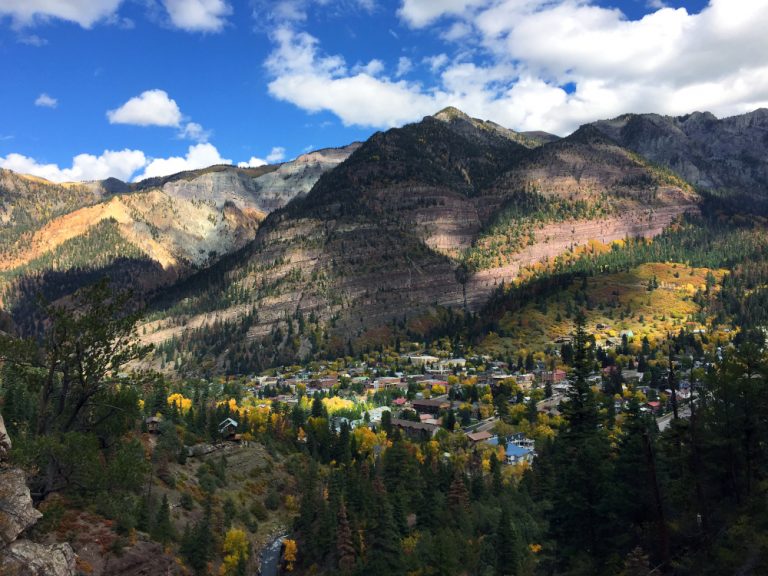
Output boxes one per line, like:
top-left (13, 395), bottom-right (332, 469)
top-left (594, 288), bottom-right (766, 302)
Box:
top-left (548, 311), bottom-right (617, 574)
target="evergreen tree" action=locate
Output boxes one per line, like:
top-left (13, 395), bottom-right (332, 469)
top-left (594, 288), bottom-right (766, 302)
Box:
top-left (337, 502), bottom-right (356, 574)
top-left (152, 494), bottom-right (175, 545)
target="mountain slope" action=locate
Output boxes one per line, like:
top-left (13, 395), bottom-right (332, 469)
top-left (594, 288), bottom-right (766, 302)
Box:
top-left (0, 145), bottom-right (359, 336)
top-left (141, 110), bottom-right (699, 373)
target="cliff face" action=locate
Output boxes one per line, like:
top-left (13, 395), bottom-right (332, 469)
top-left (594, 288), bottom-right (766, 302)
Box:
top-left (591, 109), bottom-right (768, 199)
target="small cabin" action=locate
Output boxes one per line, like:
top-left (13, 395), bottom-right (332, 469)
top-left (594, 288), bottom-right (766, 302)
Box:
top-left (218, 417), bottom-right (239, 439)
top-left (145, 416), bottom-right (163, 434)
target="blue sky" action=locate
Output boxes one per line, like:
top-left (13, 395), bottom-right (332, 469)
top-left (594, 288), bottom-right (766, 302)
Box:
top-left (0, 0), bottom-right (763, 182)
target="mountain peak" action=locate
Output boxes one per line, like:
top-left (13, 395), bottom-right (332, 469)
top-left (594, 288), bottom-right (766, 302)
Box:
top-left (432, 106), bottom-right (472, 122)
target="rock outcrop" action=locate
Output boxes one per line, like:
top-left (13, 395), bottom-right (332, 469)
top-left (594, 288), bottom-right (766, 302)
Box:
top-left (591, 109), bottom-right (768, 200)
top-left (0, 541), bottom-right (77, 576)
top-left (0, 414), bottom-right (77, 576)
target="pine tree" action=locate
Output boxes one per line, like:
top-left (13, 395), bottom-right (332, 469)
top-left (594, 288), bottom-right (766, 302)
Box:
top-left (152, 494), bottom-right (175, 545)
top-left (496, 505), bottom-right (520, 576)
top-left (337, 502), bottom-right (356, 574)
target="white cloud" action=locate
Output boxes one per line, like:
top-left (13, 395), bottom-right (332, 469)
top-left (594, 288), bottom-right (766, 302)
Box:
top-left (161, 0), bottom-right (232, 32)
top-left (423, 53), bottom-right (449, 72)
top-left (237, 146), bottom-right (287, 168)
top-left (263, 0), bottom-right (768, 135)
top-left (107, 89), bottom-right (182, 127)
top-left (266, 147), bottom-right (286, 163)
top-left (34, 93), bottom-right (57, 108)
top-left (18, 34), bottom-right (47, 46)
top-left (353, 59), bottom-right (385, 75)
top-left (266, 27), bottom-right (448, 128)
top-left (178, 121), bottom-right (210, 143)
top-left (238, 157), bottom-right (268, 168)
top-left (0, 149), bottom-right (146, 182)
top-left (395, 56), bottom-right (413, 77)
top-left (398, 0), bottom-right (487, 28)
top-left (0, 0), bottom-right (123, 28)
top-left (136, 143), bottom-right (231, 180)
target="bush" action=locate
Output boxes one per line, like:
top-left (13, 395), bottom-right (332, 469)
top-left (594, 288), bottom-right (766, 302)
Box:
top-left (264, 489), bottom-right (280, 511)
top-left (250, 500), bottom-right (269, 521)
top-left (180, 492), bottom-right (195, 511)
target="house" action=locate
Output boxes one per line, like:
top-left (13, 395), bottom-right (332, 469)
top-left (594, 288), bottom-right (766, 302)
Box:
top-left (466, 430), bottom-right (493, 444)
top-left (407, 355), bottom-right (439, 367)
top-left (145, 416), bottom-right (162, 434)
top-left (486, 436), bottom-right (535, 465)
top-left (390, 418), bottom-right (439, 441)
top-left (645, 401), bottom-right (662, 414)
top-left (541, 369), bottom-right (567, 385)
top-left (219, 417), bottom-right (239, 439)
top-left (412, 398), bottom-right (450, 415)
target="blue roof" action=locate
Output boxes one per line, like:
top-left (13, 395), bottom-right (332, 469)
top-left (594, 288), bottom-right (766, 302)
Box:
top-left (486, 437), bottom-right (533, 458)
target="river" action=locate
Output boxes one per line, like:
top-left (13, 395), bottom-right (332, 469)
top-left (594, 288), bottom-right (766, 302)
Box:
top-left (258, 534), bottom-right (285, 576)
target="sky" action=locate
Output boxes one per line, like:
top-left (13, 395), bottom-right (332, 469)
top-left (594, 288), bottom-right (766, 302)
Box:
top-left (0, 0), bottom-right (766, 183)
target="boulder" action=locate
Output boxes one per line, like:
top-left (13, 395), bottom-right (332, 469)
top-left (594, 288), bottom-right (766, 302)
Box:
top-left (0, 540), bottom-right (76, 576)
top-left (0, 412), bottom-right (10, 460)
top-left (0, 467), bottom-right (42, 548)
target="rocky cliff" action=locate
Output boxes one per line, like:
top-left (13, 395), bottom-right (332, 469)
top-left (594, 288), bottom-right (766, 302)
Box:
top-left (0, 414), bottom-right (77, 576)
top-left (590, 109), bottom-right (768, 201)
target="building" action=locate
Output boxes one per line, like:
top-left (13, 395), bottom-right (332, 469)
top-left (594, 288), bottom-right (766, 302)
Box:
top-left (412, 398), bottom-right (451, 415)
top-left (486, 436), bottom-right (535, 465)
top-left (218, 417), bottom-right (238, 439)
top-left (466, 430), bottom-right (493, 444)
top-left (391, 418), bottom-right (440, 441)
top-left (145, 416), bottom-right (162, 434)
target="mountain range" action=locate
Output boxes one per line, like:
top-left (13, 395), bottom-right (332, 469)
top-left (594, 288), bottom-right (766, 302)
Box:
top-left (1, 107), bottom-right (766, 373)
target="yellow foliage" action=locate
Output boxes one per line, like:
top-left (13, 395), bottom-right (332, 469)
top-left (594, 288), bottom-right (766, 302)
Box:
top-left (430, 384), bottom-right (446, 396)
top-left (322, 396), bottom-right (355, 415)
top-left (283, 539), bottom-right (298, 572)
top-left (220, 528), bottom-right (249, 575)
top-left (167, 393), bottom-right (192, 413)
top-left (352, 427), bottom-right (388, 458)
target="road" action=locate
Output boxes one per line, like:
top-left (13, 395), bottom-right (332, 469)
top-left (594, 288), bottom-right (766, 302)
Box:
top-left (657, 405), bottom-right (692, 431)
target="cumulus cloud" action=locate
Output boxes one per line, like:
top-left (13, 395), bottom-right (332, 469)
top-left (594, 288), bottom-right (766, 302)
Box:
top-left (178, 121), bottom-right (211, 143)
top-left (397, 0), bottom-right (487, 28)
top-left (264, 0), bottom-right (768, 135)
top-left (238, 157), bottom-right (268, 168)
top-left (0, 142), bottom-right (235, 183)
top-left (237, 146), bottom-right (287, 168)
top-left (136, 143), bottom-right (231, 180)
top-left (395, 56), bottom-right (412, 77)
top-left (0, 0), bottom-right (123, 28)
top-left (107, 89), bottom-right (182, 127)
top-left (34, 93), bottom-right (57, 108)
top-left (266, 147), bottom-right (286, 163)
top-left (0, 149), bottom-right (147, 182)
top-left (266, 27), bottom-right (447, 127)
top-left (161, 0), bottom-right (232, 32)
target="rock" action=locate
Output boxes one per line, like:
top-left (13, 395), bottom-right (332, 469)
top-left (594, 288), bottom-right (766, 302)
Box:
top-left (101, 539), bottom-right (177, 576)
top-left (0, 467), bottom-right (42, 548)
top-left (0, 413), bottom-right (10, 461)
top-left (0, 540), bottom-right (76, 576)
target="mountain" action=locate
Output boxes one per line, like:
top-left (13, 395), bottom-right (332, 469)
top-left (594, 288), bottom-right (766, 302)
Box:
top-left (0, 144), bottom-right (359, 334)
top-left (141, 109), bottom-right (698, 373)
top-left (590, 109), bottom-right (768, 203)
